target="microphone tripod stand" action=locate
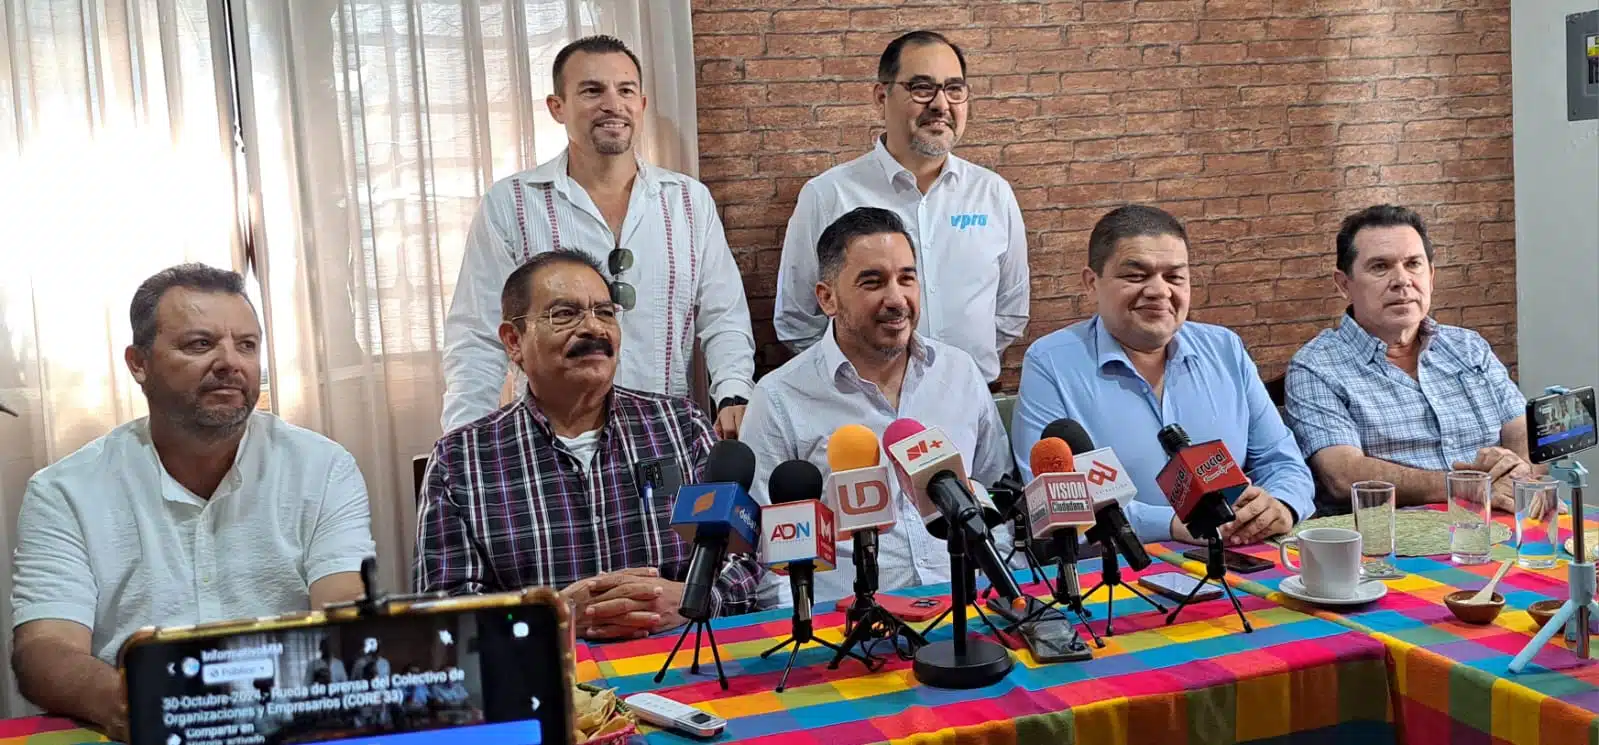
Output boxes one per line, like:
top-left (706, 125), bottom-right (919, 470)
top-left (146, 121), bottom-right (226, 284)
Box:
top-left (1080, 536), bottom-right (1165, 636)
top-left (761, 565), bottom-right (875, 692)
top-left (1165, 535), bottom-right (1253, 633)
top-left (1014, 531), bottom-right (1104, 648)
top-left (655, 546), bottom-right (732, 690)
top-left (831, 530), bottom-right (927, 669)
top-left (1000, 508), bottom-right (1049, 588)
top-left (913, 535), bottom-right (1014, 689)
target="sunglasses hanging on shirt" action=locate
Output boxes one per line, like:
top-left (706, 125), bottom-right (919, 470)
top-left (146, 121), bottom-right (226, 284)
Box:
top-left (607, 247), bottom-right (636, 311)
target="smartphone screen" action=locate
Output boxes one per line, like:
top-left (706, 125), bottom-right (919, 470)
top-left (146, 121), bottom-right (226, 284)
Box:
top-left (1184, 547), bottom-right (1274, 574)
top-left (123, 602), bottom-right (568, 745)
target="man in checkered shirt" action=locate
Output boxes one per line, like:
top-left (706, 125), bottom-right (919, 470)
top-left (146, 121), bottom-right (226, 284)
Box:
top-left (415, 249), bottom-right (760, 641)
top-left (1284, 205), bottom-right (1532, 515)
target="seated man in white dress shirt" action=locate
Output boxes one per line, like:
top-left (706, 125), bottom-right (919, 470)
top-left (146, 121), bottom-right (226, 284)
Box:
top-left (9, 264), bottom-right (376, 741)
top-left (740, 207), bottom-right (1011, 607)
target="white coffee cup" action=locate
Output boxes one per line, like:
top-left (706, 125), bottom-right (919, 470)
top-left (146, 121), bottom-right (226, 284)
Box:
top-left (1279, 527), bottom-right (1363, 599)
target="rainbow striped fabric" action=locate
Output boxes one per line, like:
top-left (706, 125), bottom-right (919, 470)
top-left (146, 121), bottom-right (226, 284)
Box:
top-left (582, 557), bottom-right (1395, 744)
top-left (1150, 508), bottom-right (1599, 745)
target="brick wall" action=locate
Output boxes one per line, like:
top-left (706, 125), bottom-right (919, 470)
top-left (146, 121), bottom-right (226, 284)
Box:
top-left (691, 0), bottom-right (1516, 389)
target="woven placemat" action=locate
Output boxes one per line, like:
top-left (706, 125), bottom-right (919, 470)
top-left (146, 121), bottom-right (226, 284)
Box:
top-left (1277, 509), bottom-right (1509, 557)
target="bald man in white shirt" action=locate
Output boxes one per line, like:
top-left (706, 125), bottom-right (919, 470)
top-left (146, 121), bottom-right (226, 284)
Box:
top-left (444, 35), bottom-right (755, 436)
top-left (775, 30), bottom-right (1029, 387)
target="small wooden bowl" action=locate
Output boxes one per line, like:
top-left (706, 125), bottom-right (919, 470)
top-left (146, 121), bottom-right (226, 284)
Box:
top-left (1445, 590), bottom-right (1505, 625)
top-left (1529, 599), bottom-right (1562, 629)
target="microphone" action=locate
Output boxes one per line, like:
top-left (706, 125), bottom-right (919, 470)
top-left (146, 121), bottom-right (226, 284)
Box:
top-left (883, 418), bottom-right (1024, 606)
top-left (760, 460), bottom-right (836, 627)
top-left (1024, 437), bottom-right (1095, 600)
top-left (1048, 420), bottom-right (1150, 569)
top-left (823, 424), bottom-right (894, 596)
top-left (670, 440), bottom-right (762, 621)
top-left (1154, 424), bottom-right (1247, 540)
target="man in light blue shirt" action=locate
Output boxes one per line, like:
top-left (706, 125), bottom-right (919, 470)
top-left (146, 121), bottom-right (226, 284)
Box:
top-left (742, 207), bottom-right (1011, 607)
top-left (1013, 205), bottom-right (1314, 545)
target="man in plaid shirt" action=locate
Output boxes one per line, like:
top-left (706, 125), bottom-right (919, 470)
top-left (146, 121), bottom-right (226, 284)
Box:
top-left (415, 249), bottom-right (761, 641)
top-left (1284, 205), bottom-right (1532, 514)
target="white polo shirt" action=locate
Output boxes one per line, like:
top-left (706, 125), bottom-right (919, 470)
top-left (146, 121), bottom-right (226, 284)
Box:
top-left (774, 138), bottom-right (1030, 382)
top-left (10, 412), bottom-right (376, 664)
top-left (441, 149), bottom-right (755, 432)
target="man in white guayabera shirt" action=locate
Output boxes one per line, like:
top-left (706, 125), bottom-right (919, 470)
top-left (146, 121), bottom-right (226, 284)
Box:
top-left (10, 264), bottom-right (376, 742)
top-left (774, 30), bottom-right (1029, 389)
top-left (443, 35), bottom-right (755, 437)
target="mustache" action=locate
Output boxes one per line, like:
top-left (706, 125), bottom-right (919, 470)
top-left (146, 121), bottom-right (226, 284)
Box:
top-left (567, 336), bottom-right (614, 358)
top-left (199, 378), bottom-right (247, 392)
top-left (918, 113), bottom-right (952, 127)
top-left (875, 307), bottom-right (909, 323)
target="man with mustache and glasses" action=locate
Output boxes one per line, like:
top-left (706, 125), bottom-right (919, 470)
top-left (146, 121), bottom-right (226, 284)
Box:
top-left (417, 250), bottom-right (761, 638)
top-left (1012, 206), bottom-right (1315, 545)
top-left (1284, 205), bottom-right (1532, 515)
top-left (10, 264), bottom-right (376, 741)
top-left (775, 31), bottom-right (1030, 391)
top-left (740, 208), bottom-right (1011, 606)
top-left (443, 35), bottom-right (755, 438)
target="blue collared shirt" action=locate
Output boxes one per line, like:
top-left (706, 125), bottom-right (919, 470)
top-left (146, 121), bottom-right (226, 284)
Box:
top-left (1013, 317), bottom-right (1316, 541)
top-left (1284, 312), bottom-right (1524, 476)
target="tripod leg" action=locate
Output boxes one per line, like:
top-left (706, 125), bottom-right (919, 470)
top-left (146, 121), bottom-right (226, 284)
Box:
top-left (885, 607), bottom-right (929, 648)
top-left (776, 641), bottom-right (803, 693)
top-left (814, 637), bottom-right (876, 668)
top-left (703, 622), bottom-right (729, 691)
top-left (1219, 580), bottom-right (1254, 633)
top-left (922, 606), bottom-right (953, 637)
top-left (760, 637), bottom-right (795, 659)
top-left (1071, 603), bottom-right (1105, 648)
top-left (1102, 584), bottom-right (1117, 637)
top-left (690, 623), bottom-right (705, 674)
top-left (654, 622), bottom-right (696, 684)
top-left (1121, 580), bottom-right (1167, 613)
top-left (1165, 575), bottom-right (1211, 626)
top-left (1081, 581), bottom-right (1107, 601)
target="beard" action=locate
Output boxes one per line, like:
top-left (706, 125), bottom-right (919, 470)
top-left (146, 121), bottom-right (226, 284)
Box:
top-left (144, 377), bottom-right (258, 441)
top-left (839, 306), bottom-right (912, 362)
top-left (590, 123), bottom-right (633, 155)
top-left (909, 113), bottom-right (957, 158)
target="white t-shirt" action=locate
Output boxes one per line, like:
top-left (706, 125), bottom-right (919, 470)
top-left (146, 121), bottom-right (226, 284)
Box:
top-left (10, 411), bottom-right (377, 664)
top-left (556, 429), bottom-right (602, 471)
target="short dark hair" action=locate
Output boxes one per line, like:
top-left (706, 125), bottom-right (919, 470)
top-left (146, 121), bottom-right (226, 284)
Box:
top-left (552, 35), bottom-right (643, 95)
top-left (129, 263), bottom-right (248, 351)
top-left (1087, 205), bottom-right (1189, 275)
top-left (817, 207), bottom-right (915, 282)
top-left (1335, 204), bottom-right (1433, 275)
top-left (877, 30), bottom-right (967, 82)
top-left (501, 248), bottom-right (607, 327)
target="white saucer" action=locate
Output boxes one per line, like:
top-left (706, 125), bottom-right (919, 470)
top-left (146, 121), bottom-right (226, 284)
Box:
top-left (1279, 575), bottom-right (1388, 606)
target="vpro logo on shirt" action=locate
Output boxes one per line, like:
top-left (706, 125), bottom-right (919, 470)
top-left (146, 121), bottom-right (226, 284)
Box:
top-left (950, 213), bottom-right (989, 230)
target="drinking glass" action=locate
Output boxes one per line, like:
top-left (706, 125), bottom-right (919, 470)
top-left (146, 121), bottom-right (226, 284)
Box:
top-left (1448, 470), bottom-right (1493, 565)
top-left (1351, 481), bottom-right (1403, 579)
top-left (1513, 476), bottom-right (1561, 569)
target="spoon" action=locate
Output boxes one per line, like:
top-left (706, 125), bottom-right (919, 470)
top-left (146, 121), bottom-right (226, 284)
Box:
top-left (1461, 559), bottom-right (1513, 605)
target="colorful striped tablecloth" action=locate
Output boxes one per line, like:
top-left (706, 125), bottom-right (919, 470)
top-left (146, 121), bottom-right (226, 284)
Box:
top-left (1150, 510), bottom-right (1599, 745)
top-left (582, 557), bottom-right (1395, 744)
top-left (0, 559), bottom-right (1396, 745)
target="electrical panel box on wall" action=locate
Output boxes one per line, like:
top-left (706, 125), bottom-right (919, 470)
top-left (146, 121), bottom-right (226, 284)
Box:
top-left (1570, 10), bottom-right (1599, 121)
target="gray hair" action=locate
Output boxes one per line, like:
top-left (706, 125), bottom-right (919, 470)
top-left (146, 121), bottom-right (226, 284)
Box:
top-left (130, 263), bottom-right (248, 350)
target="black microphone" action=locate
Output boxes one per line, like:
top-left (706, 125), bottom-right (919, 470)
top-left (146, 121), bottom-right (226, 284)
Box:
top-left (764, 461), bottom-right (831, 631)
top-left (671, 440), bottom-right (761, 621)
top-left (1048, 420), bottom-right (1151, 570)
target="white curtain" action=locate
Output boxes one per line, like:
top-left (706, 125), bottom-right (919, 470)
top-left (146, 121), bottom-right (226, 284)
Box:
top-left (0, 0), bottom-right (696, 717)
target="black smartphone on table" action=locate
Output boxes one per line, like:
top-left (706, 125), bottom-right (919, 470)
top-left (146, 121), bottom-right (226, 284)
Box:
top-left (1184, 547), bottom-right (1275, 574)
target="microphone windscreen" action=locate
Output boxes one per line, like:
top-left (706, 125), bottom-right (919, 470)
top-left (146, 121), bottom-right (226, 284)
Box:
top-left (826, 424), bottom-right (882, 471)
top-left (1043, 418), bottom-right (1096, 457)
top-left (1029, 437), bottom-right (1075, 476)
top-left (883, 418), bottom-right (926, 448)
top-left (705, 439), bottom-right (757, 491)
top-left (769, 460), bottom-right (825, 505)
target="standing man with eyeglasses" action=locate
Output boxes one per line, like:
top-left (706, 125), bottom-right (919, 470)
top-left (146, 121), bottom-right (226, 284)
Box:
top-left (774, 31), bottom-right (1030, 389)
top-left (444, 35), bottom-right (755, 436)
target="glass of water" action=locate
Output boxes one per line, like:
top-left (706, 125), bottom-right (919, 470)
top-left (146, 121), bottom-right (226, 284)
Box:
top-left (1448, 470), bottom-right (1493, 565)
top-left (1352, 481), bottom-right (1403, 579)
top-left (1513, 476), bottom-right (1561, 569)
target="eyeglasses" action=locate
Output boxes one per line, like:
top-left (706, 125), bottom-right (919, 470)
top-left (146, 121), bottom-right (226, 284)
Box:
top-left (511, 302), bottom-right (623, 332)
top-left (889, 80), bottom-right (969, 105)
top-left (607, 248), bottom-right (636, 311)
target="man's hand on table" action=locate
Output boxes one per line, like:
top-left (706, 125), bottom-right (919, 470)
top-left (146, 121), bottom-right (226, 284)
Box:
top-left (1220, 485), bottom-right (1294, 546)
top-left (563, 568), bottom-right (690, 641)
top-left (1453, 446), bottom-right (1533, 513)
